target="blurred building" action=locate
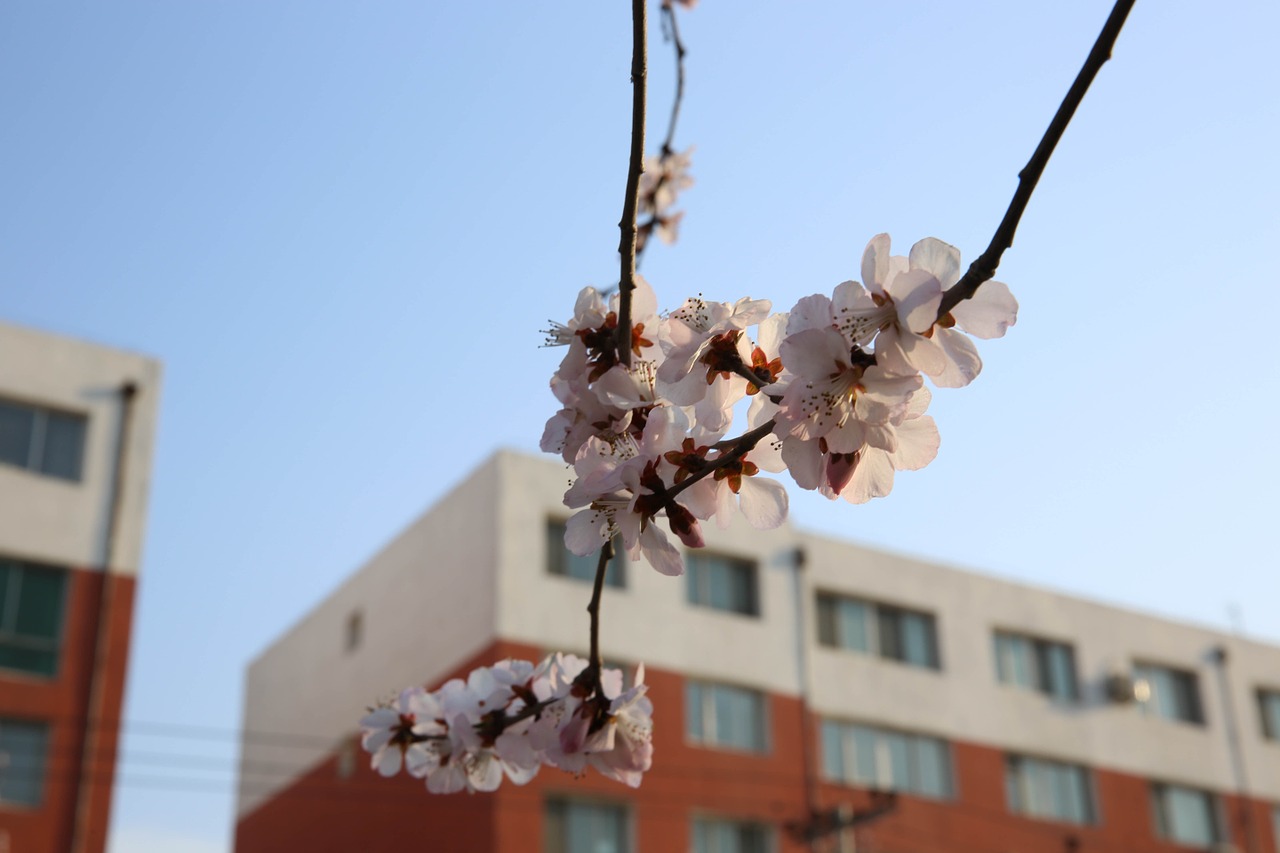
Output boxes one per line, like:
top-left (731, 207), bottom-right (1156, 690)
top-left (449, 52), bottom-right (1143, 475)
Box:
top-left (0, 322), bottom-right (161, 853)
top-left (235, 451), bottom-right (1280, 853)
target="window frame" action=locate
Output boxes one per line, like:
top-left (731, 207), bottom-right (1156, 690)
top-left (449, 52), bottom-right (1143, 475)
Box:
top-left (1134, 661), bottom-right (1205, 725)
top-left (545, 520), bottom-right (627, 589)
top-left (1257, 687), bottom-right (1280, 741)
top-left (0, 717), bottom-right (51, 808)
top-left (819, 717), bottom-right (954, 800)
top-left (685, 679), bottom-right (770, 754)
top-left (1149, 781), bottom-right (1224, 847)
top-left (544, 796), bottom-right (632, 853)
top-left (1004, 753), bottom-right (1097, 826)
top-left (992, 629), bottom-right (1080, 701)
top-left (816, 591), bottom-right (941, 670)
top-left (0, 396), bottom-right (88, 482)
top-left (685, 551), bottom-right (759, 617)
top-left (0, 557), bottom-right (69, 679)
top-left (690, 814), bottom-right (774, 853)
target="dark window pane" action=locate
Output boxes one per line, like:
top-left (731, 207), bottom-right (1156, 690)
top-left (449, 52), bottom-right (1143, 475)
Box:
top-left (687, 554), bottom-right (757, 616)
top-left (0, 646), bottom-right (57, 676)
top-left (12, 566), bottom-right (64, 640)
top-left (0, 720), bottom-right (49, 806)
top-left (546, 522), bottom-right (624, 588)
top-left (0, 401), bottom-right (35, 470)
top-left (816, 594), bottom-right (837, 647)
top-left (40, 412), bottom-right (86, 481)
top-left (1260, 690), bottom-right (1280, 740)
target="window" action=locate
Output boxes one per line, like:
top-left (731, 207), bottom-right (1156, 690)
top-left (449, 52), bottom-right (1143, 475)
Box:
top-left (686, 681), bottom-right (767, 753)
top-left (1134, 662), bottom-right (1204, 724)
top-left (686, 553), bottom-right (758, 616)
top-left (0, 718), bottom-right (49, 807)
top-left (993, 631), bottom-right (1079, 701)
top-left (1258, 689), bottom-right (1280, 741)
top-left (0, 558), bottom-right (67, 677)
top-left (1005, 755), bottom-right (1095, 825)
top-left (344, 610), bottom-right (362, 653)
top-left (1150, 782), bottom-right (1222, 847)
top-left (691, 817), bottom-right (771, 853)
top-left (546, 522), bottom-right (625, 588)
top-left (820, 719), bottom-right (952, 799)
top-left (545, 798), bottom-right (629, 853)
top-left (0, 398), bottom-right (87, 481)
top-left (816, 593), bottom-right (939, 670)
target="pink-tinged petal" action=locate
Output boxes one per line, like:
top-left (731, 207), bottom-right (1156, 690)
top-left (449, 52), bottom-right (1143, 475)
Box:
top-left (639, 525), bottom-right (685, 576)
top-left (890, 415), bottom-right (939, 471)
top-left (905, 386), bottom-right (932, 418)
top-left (786, 294), bottom-right (834, 336)
top-left (374, 746), bottom-right (403, 777)
top-left (930, 328), bottom-right (983, 388)
top-left (843, 450), bottom-right (895, 504)
top-left (860, 233), bottom-right (892, 293)
top-left (729, 297), bottom-right (771, 328)
top-left (756, 312), bottom-right (788, 355)
top-left (630, 275), bottom-right (658, 320)
top-left (679, 478), bottom-right (718, 520)
top-left (831, 279), bottom-right (878, 316)
top-left (825, 453), bottom-right (858, 495)
top-left (898, 327), bottom-right (947, 376)
top-left (739, 476), bottom-right (788, 529)
top-left (426, 762), bottom-right (468, 794)
top-left (780, 437), bottom-right (823, 491)
top-left (564, 510), bottom-right (610, 557)
top-left (657, 364), bottom-right (711, 406)
top-left (872, 327), bottom-right (914, 376)
top-left (951, 280), bottom-right (1017, 339)
top-left (823, 418), bottom-right (866, 454)
top-left (665, 502), bottom-right (705, 548)
top-left (780, 327), bottom-right (849, 380)
top-left (465, 752), bottom-right (504, 792)
top-left (404, 743), bottom-right (440, 778)
top-left (886, 268), bottom-right (943, 333)
top-left (713, 480), bottom-right (737, 529)
top-left (908, 237), bottom-right (961, 289)
top-left (599, 668), bottom-right (625, 699)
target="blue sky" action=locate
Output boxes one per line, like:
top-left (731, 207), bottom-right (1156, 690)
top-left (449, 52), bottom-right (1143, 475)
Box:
top-left (2, 1), bottom-right (1277, 850)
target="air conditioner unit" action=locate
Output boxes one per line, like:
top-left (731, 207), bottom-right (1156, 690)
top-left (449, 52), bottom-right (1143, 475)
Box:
top-left (1104, 673), bottom-right (1142, 704)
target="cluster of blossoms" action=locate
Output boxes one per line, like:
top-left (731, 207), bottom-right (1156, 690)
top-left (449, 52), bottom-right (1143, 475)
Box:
top-left (542, 234), bottom-right (1018, 577)
top-left (360, 654), bottom-right (651, 792)
top-left (636, 145), bottom-right (693, 251)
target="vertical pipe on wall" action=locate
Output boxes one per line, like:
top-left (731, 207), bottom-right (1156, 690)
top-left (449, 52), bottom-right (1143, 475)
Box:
top-left (69, 381), bottom-right (137, 853)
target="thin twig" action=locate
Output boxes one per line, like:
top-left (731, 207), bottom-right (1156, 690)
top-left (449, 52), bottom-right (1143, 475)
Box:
top-left (937, 0), bottom-right (1136, 319)
top-left (616, 0), bottom-right (649, 368)
top-left (659, 1), bottom-right (687, 156)
top-left (586, 538), bottom-right (616, 679)
top-left (666, 420), bottom-right (777, 501)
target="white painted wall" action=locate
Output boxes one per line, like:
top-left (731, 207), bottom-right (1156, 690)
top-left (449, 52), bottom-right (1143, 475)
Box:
top-left (0, 321), bottom-right (161, 576)
top-left (238, 450), bottom-right (1280, 818)
top-left (236, 456), bottom-right (501, 816)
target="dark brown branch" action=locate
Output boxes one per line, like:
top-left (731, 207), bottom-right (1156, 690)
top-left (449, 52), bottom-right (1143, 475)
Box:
top-left (937, 0), bottom-right (1136, 319)
top-left (659, 1), bottom-right (687, 155)
top-left (586, 538), bottom-right (616, 678)
top-left (615, 0), bottom-right (649, 368)
top-left (667, 419), bottom-right (777, 501)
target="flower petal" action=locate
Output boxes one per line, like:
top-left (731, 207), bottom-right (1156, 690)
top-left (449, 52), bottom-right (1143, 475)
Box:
top-left (739, 476), bottom-right (788, 529)
top-left (951, 280), bottom-right (1018, 339)
top-left (908, 237), bottom-right (961, 289)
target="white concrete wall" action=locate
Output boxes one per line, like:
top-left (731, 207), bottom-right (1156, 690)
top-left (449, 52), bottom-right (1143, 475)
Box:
top-left (802, 532), bottom-right (1280, 801)
top-left (236, 456), bottom-right (501, 816)
top-left (238, 450), bottom-right (1280, 817)
top-left (0, 321), bottom-right (161, 576)
top-left (493, 450), bottom-right (803, 697)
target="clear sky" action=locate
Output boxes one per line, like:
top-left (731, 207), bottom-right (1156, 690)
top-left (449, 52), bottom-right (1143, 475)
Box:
top-left (2, 1), bottom-right (1277, 850)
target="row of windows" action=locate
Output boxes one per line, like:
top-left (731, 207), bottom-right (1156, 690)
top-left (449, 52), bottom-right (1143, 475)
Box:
top-left (546, 800), bottom-right (768, 853)
top-left (546, 525), bottom-right (1280, 741)
top-left (0, 396), bottom-right (87, 482)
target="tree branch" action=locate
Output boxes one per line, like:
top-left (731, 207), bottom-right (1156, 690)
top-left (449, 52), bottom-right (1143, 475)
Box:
top-left (586, 538), bottom-right (616, 678)
top-left (666, 419), bottom-right (777, 501)
top-left (616, 0), bottom-right (649, 368)
top-left (659, 1), bottom-right (687, 156)
top-left (937, 0), bottom-right (1136, 319)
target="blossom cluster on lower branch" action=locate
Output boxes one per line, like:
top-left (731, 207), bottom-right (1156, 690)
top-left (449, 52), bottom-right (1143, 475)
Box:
top-left (359, 655), bottom-right (652, 793)
top-left (542, 234), bottom-right (1018, 576)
